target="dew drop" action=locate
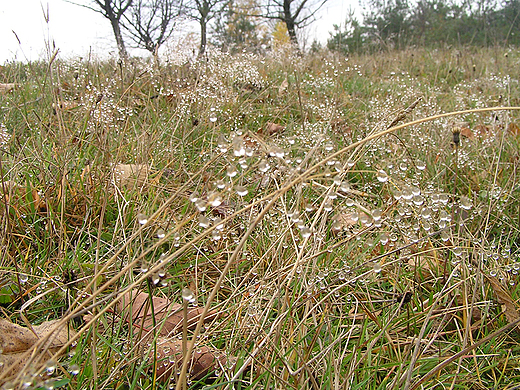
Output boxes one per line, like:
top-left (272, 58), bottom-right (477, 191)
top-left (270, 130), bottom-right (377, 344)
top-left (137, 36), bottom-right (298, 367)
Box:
top-left (189, 191), bottom-right (200, 203)
top-left (235, 185), bottom-right (248, 196)
top-left (259, 159), bottom-right (270, 173)
top-left (214, 217), bottom-right (224, 230)
top-left (207, 192), bottom-right (222, 207)
top-left (376, 170), bottom-right (389, 183)
top-left (198, 215), bottom-right (210, 228)
top-left (226, 165), bottom-right (238, 178)
top-left (182, 287), bottom-right (196, 303)
top-left (217, 134), bottom-right (228, 153)
top-left (416, 160), bottom-right (426, 170)
top-left (300, 226), bottom-right (312, 238)
top-left (339, 181), bottom-right (351, 193)
top-left (195, 199), bottom-right (207, 212)
top-left (324, 199), bottom-right (333, 212)
top-left (324, 141), bottom-right (334, 151)
top-left (373, 263), bottom-right (382, 273)
top-left (19, 273), bottom-right (28, 284)
top-left (137, 213), bottom-right (148, 225)
top-left (45, 359), bottom-right (56, 375)
top-left (452, 247), bottom-right (463, 257)
top-left (156, 229), bottom-right (166, 239)
top-left (215, 179), bottom-right (226, 189)
top-left (232, 136), bottom-right (245, 156)
top-left (420, 207), bottom-right (432, 219)
top-left (328, 191), bottom-right (338, 200)
top-left (460, 196), bottom-right (472, 210)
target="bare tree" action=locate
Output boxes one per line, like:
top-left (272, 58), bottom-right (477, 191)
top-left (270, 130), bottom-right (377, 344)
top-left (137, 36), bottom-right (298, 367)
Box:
top-left (185, 0), bottom-right (229, 55)
top-left (263, 0), bottom-right (329, 47)
top-left (73, 0), bottom-right (133, 59)
top-left (123, 0), bottom-right (183, 53)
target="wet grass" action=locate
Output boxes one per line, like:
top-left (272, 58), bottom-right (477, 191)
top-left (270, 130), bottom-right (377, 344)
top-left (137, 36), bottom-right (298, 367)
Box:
top-left (1, 45), bottom-right (520, 389)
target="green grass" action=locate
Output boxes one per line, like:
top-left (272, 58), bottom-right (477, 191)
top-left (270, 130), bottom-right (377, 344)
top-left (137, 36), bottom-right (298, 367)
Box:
top-left (1, 45), bottom-right (520, 389)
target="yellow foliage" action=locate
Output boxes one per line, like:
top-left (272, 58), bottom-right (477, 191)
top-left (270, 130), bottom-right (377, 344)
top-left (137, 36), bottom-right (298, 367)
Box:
top-left (272, 21), bottom-right (291, 47)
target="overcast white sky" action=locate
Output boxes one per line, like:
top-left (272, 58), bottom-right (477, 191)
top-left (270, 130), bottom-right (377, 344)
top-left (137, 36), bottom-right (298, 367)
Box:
top-left (0, 0), bottom-right (359, 63)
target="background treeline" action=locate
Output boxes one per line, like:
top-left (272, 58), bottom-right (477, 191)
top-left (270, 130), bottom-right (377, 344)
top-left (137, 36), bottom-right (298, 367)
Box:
top-left (328, 0), bottom-right (520, 54)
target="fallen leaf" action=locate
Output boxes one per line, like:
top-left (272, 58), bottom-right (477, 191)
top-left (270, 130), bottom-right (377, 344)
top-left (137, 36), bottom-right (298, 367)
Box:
top-left (0, 180), bottom-right (46, 213)
top-left (474, 124), bottom-right (490, 137)
top-left (507, 122), bottom-right (520, 136)
top-left (118, 291), bottom-right (219, 336)
top-left (117, 291), bottom-right (230, 382)
top-left (0, 319), bottom-right (76, 380)
top-left (483, 274), bottom-right (520, 326)
top-left (153, 337), bottom-right (229, 382)
top-left (258, 122), bottom-right (285, 136)
top-left (460, 125), bottom-right (474, 139)
top-left (278, 78), bottom-right (288, 94)
top-left (0, 83), bottom-right (16, 94)
top-left (113, 164), bottom-right (149, 190)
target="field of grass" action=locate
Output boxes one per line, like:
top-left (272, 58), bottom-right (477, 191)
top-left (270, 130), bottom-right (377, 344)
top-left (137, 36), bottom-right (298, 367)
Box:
top-left (1, 45), bottom-right (520, 390)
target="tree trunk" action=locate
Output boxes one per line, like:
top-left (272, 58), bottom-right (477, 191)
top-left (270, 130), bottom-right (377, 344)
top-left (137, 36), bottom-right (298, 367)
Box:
top-left (199, 17), bottom-right (207, 56)
top-left (283, 0), bottom-right (298, 46)
top-left (110, 18), bottom-right (129, 60)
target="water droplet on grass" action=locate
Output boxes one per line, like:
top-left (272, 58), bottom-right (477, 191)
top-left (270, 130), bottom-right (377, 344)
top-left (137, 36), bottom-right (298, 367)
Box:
top-left (460, 196), bottom-right (472, 210)
top-left (235, 185), bottom-right (248, 196)
top-left (137, 213), bottom-right (148, 225)
top-left (189, 191), bottom-right (200, 203)
top-left (198, 215), bottom-right (210, 228)
top-left (227, 165), bottom-right (238, 178)
top-left (300, 226), bottom-right (312, 238)
top-left (182, 287), bottom-right (196, 303)
top-left (376, 170), bottom-right (388, 183)
top-left (45, 359), bottom-right (56, 375)
top-left (217, 134), bottom-right (228, 153)
top-left (195, 199), bottom-right (207, 212)
top-left (322, 140), bottom-right (334, 152)
top-left (207, 192), bottom-right (222, 207)
top-left (157, 229), bottom-right (165, 239)
top-left (259, 159), bottom-right (270, 173)
top-left (373, 263), bottom-right (382, 273)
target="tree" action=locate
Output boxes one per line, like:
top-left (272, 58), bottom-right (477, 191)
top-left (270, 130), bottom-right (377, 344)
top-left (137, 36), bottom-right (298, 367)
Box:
top-left (123, 0), bottom-right (183, 53)
top-left (262, 0), bottom-right (329, 48)
top-left (185, 0), bottom-right (229, 55)
top-left (327, 9), bottom-right (365, 54)
top-left (362, 0), bottom-right (411, 49)
top-left (213, 0), bottom-right (269, 52)
top-left (82, 0), bottom-right (133, 59)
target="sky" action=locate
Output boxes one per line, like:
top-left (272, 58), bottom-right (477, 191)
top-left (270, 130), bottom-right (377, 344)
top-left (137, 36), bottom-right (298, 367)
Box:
top-left (0, 0), bottom-right (359, 63)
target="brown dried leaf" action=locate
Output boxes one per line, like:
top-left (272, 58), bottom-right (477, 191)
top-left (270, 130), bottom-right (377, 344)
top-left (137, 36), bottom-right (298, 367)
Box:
top-left (118, 291), bottom-right (219, 336)
top-left (117, 291), bottom-right (229, 382)
top-left (0, 180), bottom-right (45, 213)
top-left (113, 164), bottom-right (149, 190)
top-left (484, 274), bottom-right (520, 325)
top-left (0, 319), bottom-right (76, 379)
top-left (460, 125), bottom-right (474, 139)
top-left (507, 122), bottom-right (520, 136)
top-left (259, 122), bottom-right (285, 136)
top-left (278, 78), bottom-right (288, 94)
top-left (154, 337), bottom-right (229, 382)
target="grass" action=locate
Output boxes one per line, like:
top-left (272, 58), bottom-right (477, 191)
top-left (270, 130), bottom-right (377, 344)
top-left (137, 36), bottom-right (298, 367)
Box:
top-left (1, 45), bottom-right (520, 389)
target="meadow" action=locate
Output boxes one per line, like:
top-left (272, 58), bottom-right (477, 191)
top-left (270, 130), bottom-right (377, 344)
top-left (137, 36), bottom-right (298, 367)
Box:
top-left (0, 45), bottom-right (520, 389)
